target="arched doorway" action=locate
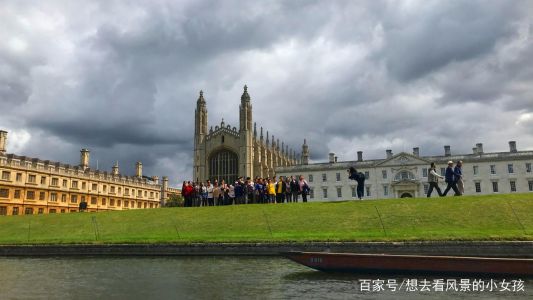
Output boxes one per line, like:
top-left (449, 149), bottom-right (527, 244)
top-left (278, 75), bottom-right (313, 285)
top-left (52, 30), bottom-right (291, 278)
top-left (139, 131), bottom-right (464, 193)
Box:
top-left (400, 192), bottom-right (413, 198)
top-left (209, 149), bottom-right (238, 183)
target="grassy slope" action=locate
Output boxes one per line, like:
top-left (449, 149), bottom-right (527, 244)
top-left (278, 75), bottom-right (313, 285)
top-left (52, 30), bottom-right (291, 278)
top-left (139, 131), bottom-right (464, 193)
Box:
top-left (0, 194), bottom-right (532, 244)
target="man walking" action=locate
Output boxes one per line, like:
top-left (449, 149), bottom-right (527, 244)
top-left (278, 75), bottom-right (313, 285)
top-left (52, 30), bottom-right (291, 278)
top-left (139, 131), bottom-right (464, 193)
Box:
top-left (442, 161), bottom-right (461, 196)
top-left (427, 163), bottom-right (444, 197)
top-left (455, 160), bottom-right (464, 195)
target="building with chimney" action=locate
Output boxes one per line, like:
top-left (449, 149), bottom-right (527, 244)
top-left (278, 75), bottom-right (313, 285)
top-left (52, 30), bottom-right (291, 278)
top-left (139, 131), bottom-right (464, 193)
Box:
top-left (193, 86), bottom-right (305, 182)
top-left (0, 130), bottom-right (174, 215)
top-left (276, 142), bottom-right (533, 200)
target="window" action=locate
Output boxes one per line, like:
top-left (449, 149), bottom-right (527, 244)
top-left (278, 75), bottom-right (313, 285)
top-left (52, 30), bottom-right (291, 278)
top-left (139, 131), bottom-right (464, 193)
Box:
top-left (492, 181), bottom-right (498, 193)
top-left (16, 173), bottom-right (22, 182)
top-left (365, 171), bottom-right (370, 179)
top-left (440, 168), bottom-right (446, 176)
top-left (118, 187), bottom-right (122, 194)
top-left (395, 171), bottom-right (415, 181)
top-left (1, 171), bottom-right (10, 181)
top-left (92, 183), bottom-right (98, 191)
top-left (137, 202), bottom-right (141, 208)
top-left (351, 187), bottom-right (356, 198)
top-left (111, 186), bottom-right (116, 193)
top-left (110, 199), bottom-right (115, 206)
top-left (323, 188), bottom-right (328, 198)
top-left (40, 176), bottom-right (46, 185)
top-left (423, 184), bottom-right (429, 195)
top-left (26, 191), bottom-right (35, 200)
top-left (72, 181), bottom-right (78, 188)
top-left (12, 207), bottom-right (19, 215)
top-left (14, 190), bottom-right (20, 199)
top-left (149, 203), bottom-right (153, 208)
top-left (103, 185), bottom-right (107, 192)
top-left (137, 190), bottom-right (142, 198)
top-left (50, 193), bottom-right (57, 202)
top-left (61, 194), bottom-right (67, 202)
top-left (322, 173), bottom-right (327, 182)
top-left (337, 187), bottom-right (342, 198)
top-left (28, 174), bottom-right (36, 183)
top-left (91, 197), bottom-right (97, 204)
top-left (82, 182), bottom-right (86, 190)
top-left (102, 198), bottom-right (106, 205)
top-left (117, 200), bottom-right (122, 207)
top-left (510, 181), bottom-right (516, 192)
top-left (124, 201), bottom-right (129, 207)
top-left (144, 202), bottom-right (147, 208)
top-left (39, 192), bottom-right (45, 200)
top-left (529, 181), bottom-right (533, 191)
top-left (336, 173), bottom-right (340, 182)
top-left (38, 208), bottom-right (44, 214)
top-left (60, 209), bottom-right (65, 213)
top-left (0, 188), bottom-right (8, 198)
top-left (382, 170), bottom-right (387, 179)
top-left (144, 191), bottom-right (147, 197)
top-left (25, 207), bottom-right (33, 215)
top-left (475, 182), bottom-right (481, 193)
top-left (81, 196), bottom-right (85, 203)
top-left (490, 165), bottom-right (496, 175)
top-left (383, 186), bottom-right (388, 196)
top-left (130, 201), bottom-right (134, 208)
top-left (51, 178), bottom-right (59, 186)
top-left (473, 166), bottom-right (479, 176)
top-left (71, 195), bottom-right (78, 203)
top-left (0, 206), bottom-right (7, 215)
top-left (422, 168), bottom-right (427, 178)
top-left (526, 163), bottom-right (532, 173)
top-left (62, 179), bottom-right (67, 187)
top-left (508, 164), bottom-right (514, 174)
top-left (49, 209), bottom-right (56, 214)
top-left (150, 191), bottom-right (154, 198)
top-left (366, 186), bottom-right (371, 197)
top-left (125, 188), bottom-right (129, 196)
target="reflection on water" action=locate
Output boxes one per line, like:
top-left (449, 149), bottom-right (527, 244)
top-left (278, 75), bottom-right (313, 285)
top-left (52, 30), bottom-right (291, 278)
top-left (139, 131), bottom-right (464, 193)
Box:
top-left (0, 256), bottom-right (530, 299)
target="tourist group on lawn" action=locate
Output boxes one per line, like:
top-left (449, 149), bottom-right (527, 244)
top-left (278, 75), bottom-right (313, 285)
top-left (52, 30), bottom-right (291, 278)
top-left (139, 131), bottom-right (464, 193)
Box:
top-left (180, 175), bottom-right (311, 207)
top-left (427, 160), bottom-right (464, 197)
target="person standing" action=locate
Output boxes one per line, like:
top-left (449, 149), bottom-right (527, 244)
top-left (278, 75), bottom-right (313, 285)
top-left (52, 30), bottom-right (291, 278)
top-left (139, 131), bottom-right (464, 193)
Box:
top-left (285, 177), bottom-right (292, 203)
top-left (234, 177), bottom-right (244, 205)
top-left (267, 178), bottom-right (276, 204)
top-left (275, 176), bottom-right (286, 203)
top-left (200, 182), bottom-right (208, 206)
top-left (348, 167), bottom-right (365, 200)
top-left (298, 175), bottom-right (309, 203)
top-left (290, 176), bottom-right (299, 203)
top-left (228, 184), bottom-right (235, 205)
top-left (427, 163), bottom-right (444, 197)
top-left (206, 180), bottom-right (214, 206)
top-left (442, 161), bottom-right (460, 196)
top-left (246, 177), bottom-right (254, 204)
top-left (213, 182), bottom-right (221, 206)
top-left (455, 160), bottom-right (464, 195)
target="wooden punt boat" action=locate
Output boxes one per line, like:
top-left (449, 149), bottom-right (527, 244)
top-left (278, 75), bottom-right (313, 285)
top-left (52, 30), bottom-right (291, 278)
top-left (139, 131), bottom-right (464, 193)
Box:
top-left (282, 251), bottom-right (533, 276)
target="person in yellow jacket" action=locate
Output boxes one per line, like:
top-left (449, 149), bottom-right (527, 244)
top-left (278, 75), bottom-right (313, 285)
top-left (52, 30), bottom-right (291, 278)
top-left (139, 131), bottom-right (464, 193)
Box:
top-left (266, 178), bottom-right (276, 204)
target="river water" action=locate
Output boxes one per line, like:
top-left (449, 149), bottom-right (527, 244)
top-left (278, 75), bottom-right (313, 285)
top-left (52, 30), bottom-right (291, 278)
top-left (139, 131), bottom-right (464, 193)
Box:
top-left (0, 257), bottom-right (531, 299)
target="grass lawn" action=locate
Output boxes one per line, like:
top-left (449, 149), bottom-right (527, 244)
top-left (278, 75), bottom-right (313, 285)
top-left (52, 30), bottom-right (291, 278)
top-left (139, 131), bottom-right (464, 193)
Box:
top-left (0, 194), bottom-right (532, 244)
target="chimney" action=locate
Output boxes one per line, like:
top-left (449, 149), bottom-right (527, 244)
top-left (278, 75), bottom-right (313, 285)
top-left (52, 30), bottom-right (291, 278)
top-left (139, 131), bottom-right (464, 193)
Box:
top-left (472, 147), bottom-right (478, 155)
top-left (509, 141), bottom-right (517, 153)
top-left (386, 149), bottom-right (392, 159)
top-left (0, 130), bottom-right (7, 154)
top-left (334, 156), bottom-right (338, 163)
top-left (152, 176), bottom-right (159, 185)
top-left (135, 161), bottom-right (142, 178)
top-left (444, 145), bottom-right (451, 157)
top-left (413, 147), bottom-right (420, 157)
top-left (357, 151), bottom-right (363, 162)
top-left (80, 149), bottom-right (90, 170)
top-left (329, 153), bottom-right (335, 163)
top-left (476, 143), bottom-right (484, 154)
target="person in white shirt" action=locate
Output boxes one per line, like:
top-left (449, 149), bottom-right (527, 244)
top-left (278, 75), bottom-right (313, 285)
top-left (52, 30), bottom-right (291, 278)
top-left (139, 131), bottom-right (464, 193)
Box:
top-left (427, 162), bottom-right (445, 197)
top-left (206, 180), bottom-right (214, 206)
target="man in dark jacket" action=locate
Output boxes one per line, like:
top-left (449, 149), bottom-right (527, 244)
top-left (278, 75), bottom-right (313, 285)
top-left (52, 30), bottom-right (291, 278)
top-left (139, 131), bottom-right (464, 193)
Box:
top-left (348, 167), bottom-right (365, 200)
top-left (290, 176), bottom-right (299, 203)
top-left (442, 161), bottom-right (460, 196)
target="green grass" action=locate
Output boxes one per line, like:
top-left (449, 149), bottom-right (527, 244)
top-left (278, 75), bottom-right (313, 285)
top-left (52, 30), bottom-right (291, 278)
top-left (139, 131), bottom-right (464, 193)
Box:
top-left (0, 194), bottom-right (532, 244)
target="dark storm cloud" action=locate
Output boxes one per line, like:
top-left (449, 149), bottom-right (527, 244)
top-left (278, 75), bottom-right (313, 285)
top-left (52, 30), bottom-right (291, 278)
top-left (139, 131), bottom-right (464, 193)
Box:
top-left (1, 0), bottom-right (532, 183)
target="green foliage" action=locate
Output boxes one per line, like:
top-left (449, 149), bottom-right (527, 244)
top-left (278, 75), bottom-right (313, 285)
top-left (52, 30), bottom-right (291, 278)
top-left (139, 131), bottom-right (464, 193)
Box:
top-left (164, 194), bottom-right (184, 207)
top-left (0, 194), bottom-right (532, 244)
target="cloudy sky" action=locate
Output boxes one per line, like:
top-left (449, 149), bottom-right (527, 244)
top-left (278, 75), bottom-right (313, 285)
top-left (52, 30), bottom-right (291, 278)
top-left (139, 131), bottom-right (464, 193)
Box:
top-left (1, 0), bottom-right (532, 185)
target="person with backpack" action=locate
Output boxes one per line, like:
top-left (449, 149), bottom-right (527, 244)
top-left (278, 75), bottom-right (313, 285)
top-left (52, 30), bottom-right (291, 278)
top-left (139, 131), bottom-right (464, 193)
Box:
top-left (298, 175), bottom-right (310, 203)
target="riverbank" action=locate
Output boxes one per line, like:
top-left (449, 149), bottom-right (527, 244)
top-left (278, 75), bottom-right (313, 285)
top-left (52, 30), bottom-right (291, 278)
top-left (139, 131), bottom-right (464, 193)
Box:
top-left (0, 194), bottom-right (532, 244)
top-left (1, 241), bottom-right (532, 257)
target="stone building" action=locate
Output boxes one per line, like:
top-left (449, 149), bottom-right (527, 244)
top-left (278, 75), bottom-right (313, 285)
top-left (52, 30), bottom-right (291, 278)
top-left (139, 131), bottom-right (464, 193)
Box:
top-left (276, 141), bottom-right (533, 201)
top-left (193, 86), bottom-right (303, 183)
top-left (0, 130), bottom-right (174, 215)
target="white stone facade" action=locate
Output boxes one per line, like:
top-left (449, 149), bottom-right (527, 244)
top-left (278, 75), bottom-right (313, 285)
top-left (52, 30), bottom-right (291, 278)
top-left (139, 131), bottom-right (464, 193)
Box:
top-left (276, 142), bottom-right (533, 201)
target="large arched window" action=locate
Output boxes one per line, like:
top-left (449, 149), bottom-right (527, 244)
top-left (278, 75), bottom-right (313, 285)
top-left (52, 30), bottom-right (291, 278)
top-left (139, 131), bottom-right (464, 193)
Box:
top-left (209, 150), bottom-right (238, 183)
top-left (394, 170), bottom-right (416, 181)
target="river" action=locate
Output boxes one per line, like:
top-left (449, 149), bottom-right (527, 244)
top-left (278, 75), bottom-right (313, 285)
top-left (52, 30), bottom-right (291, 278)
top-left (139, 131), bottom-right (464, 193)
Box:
top-left (0, 257), bottom-right (530, 299)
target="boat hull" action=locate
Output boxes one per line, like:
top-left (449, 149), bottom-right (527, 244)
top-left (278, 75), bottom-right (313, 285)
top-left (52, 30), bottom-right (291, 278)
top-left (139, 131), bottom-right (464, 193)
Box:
top-left (282, 252), bottom-right (533, 276)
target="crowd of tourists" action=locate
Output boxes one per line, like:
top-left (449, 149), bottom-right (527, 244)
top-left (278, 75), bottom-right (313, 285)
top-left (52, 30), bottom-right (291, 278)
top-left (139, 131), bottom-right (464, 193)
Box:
top-left (180, 176), bottom-right (311, 207)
